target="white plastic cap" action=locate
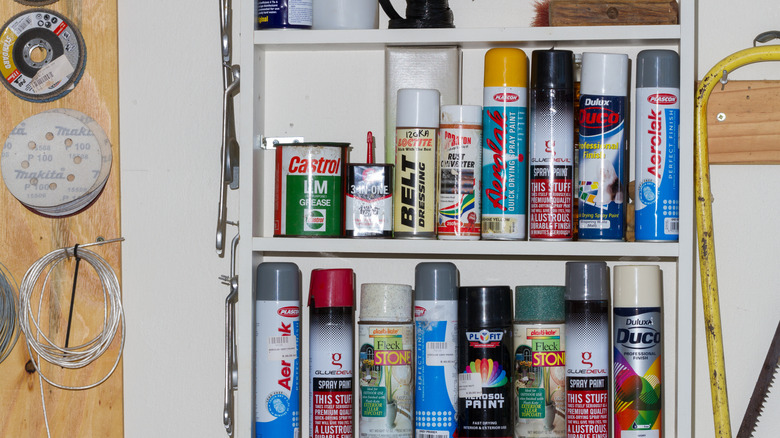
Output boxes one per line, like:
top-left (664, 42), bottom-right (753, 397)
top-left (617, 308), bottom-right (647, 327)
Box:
top-left (613, 265), bottom-right (662, 308)
top-left (580, 52), bottom-right (629, 97)
top-left (396, 88), bottom-right (441, 128)
top-left (441, 104), bottom-right (482, 125)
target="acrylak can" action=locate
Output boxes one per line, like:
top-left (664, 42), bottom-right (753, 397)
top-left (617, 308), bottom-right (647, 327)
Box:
top-left (394, 88), bottom-right (440, 239)
top-left (257, 0), bottom-right (313, 29)
top-left (255, 263), bottom-right (302, 438)
top-left (358, 284), bottom-right (414, 438)
top-left (309, 269), bottom-right (355, 438)
top-left (564, 262), bottom-right (610, 438)
top-left (529, 50), bottom-right (575, 241)
top-left (481, 48), bottom-right (528, 240)
top-left (613, 265), bottom-right (663, 437)
top-left (634, 50), bottom-right (680, 242)
top-left (577, 53), bottom-right (629, 241)
top-left (513, 286), bottom-right (566, 437)
top-left (458, 286), bottom-right (513, 438)
top-left (345, 132), bottom-right (393, 237)
top-left (438, 105), bottom-right (483, 240)
top-left (414, 262), bottom-right (460, 438)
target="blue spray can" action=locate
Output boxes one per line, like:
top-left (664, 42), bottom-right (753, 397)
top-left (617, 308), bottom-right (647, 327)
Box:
top-left (414, 262), bottom-right (460, 438)
top-left (255, 262), bottom-right (301, 438)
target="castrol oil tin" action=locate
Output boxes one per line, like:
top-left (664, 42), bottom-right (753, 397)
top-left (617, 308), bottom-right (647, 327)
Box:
top-left (274, 142), bottom-right (349, 237)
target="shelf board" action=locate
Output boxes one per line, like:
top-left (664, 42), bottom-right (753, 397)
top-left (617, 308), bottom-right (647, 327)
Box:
top-left (254, 25), bottom-right (681, 50)
top-left (251, 237), bottom-right (679, 260)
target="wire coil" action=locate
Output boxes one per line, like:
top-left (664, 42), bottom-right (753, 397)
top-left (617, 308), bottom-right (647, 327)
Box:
top-left (0, 262), bottom-right (20, 365)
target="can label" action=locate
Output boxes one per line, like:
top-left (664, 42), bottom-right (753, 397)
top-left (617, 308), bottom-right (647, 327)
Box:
top-left (513, 324), bottom-right (566, 437)
top-left (394, 128), bottom-right (437, 238)
top-left (577, 94), bottom-right (626, 240)
top-left (359, 323), bottom-right (414, 438)
top-left (613, 307), bottom-right (662, 437)
top-left (414, 301), bottom-right (458, 438)
top-left (438, 122), bottom-right (482, 239)
top-left (635, 88), bottom-right (680, 241)
top-left (345, 164), bottom-right (393, 237)
top-left (310, 314), bottom-right (354, 438)
top-left (257, 0), bottom-right (313, 29)
top-left (482, 87), bottom-right (527, 240)
top-left (274, 144), bottom-right (346, 237)
top-left (458, 327), bottom-right (512, 437)
top-left (565, 301), bottom-right (609, 438)
top-left (529, 88), bottom-right (574, 240)
top-left (255, 301), bottom-right (301, 438)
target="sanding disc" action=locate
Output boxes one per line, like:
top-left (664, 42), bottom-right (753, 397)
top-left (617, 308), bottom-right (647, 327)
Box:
top-left (0, 9), bottom-right (86, 102)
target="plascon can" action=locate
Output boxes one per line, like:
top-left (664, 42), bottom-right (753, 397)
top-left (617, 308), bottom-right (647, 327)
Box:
top-left (274, 142), bottom-right (348, 237)
top-left (414, 262), bottom-right (460, 438)
top-left (613, 265), bottom-right (663, 437)
top-left (359, 284), bottom-right (414, 438)
top-left (634, 50), bottom-right (680, 242)
top-left (577, 53), bottom-right (629, 241)
top-left (438, 105), bottom-right (483, 240)
top-left (255, 262), bottom-right (302, 438)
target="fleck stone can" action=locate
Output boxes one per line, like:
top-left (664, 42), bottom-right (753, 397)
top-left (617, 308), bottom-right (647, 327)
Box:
top-left (274, 142), bottom-right (348, 237)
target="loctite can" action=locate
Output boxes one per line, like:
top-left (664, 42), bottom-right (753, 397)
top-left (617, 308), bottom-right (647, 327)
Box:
top-left (529, 50), bottom-right (575, 241)
top-left (309, 268), bottom-right (355, 438)
top-left (255, 263), bottom-right (302, 438)
top-left (438, 105), bottom-right (483, 240)
top-left (634, 50), bottom-right (680, 242)
top-left (564, 262), bottom-right (610, 438)
top-left (613, 265), bottom-right (663, 437)
top-left (458, 286), bottom-right (513, 438)
top-left (414, 262), bottom-right (460, 438)
top-left (577, 53), bottom-right (629, 241)
top-left (394, 88), bottom-right (440, 239)
top-left (481, 48), bottom-right (528, 240)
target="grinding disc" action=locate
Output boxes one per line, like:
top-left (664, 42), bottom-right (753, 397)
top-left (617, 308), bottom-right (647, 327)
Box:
top-left (0, 9), bottom-right (86, 102)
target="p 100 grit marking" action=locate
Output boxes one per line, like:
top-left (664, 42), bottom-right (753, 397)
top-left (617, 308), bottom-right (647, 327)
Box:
top-left (0, 9), bottom-right (86, 102)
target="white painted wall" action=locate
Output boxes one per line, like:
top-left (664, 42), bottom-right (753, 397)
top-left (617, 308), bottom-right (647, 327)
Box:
top-left (118, 0), bottom-right (780, 437)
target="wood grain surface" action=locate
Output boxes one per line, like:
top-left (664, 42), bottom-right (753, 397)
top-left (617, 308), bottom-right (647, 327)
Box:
top-left (549, 0), bottom-right (679, 26)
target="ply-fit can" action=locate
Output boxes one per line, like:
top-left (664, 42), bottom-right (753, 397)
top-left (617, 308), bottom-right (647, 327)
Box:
top-left (634, 50), bottom-right (680, 242)
top-left (414, 262), bottom-right (460, 438)
top-left (613, 265), bottom-right (663, 437)
top-left (481, 48), bottom-right (528, 240)
top-left (564, 262), bottom-right (610, 438)
top-left (255, 262), bottom-right (301, 438)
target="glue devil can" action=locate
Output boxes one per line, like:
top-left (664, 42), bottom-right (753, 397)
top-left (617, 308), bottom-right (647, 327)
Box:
top-left (458, 286), bottom-right (513, 438)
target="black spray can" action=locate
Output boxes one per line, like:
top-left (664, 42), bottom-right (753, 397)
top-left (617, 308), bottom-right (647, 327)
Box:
top-left (457, 286), bottom-right (513, 438)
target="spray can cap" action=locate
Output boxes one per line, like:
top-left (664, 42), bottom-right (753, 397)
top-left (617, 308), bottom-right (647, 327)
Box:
top-left (613, 265), bottom-right (663, 307)
top-left (396, 88), bottom-right (440, 128)
top-left (459, 286), bottom-right (513, 327)
top-left (580, 52), bottom-right (629, 96)
top-left (637, 49), bottom-right (680, 88)
top-left (255, 262), bottom-right (301, 301)
top-left (515, 285), bottom-right (565, 322)
top-left (414, 262), bottom-right (459, 301)
top-left (565, 261), bottom-right (610, 301)
top-left (308, 268), bottom-right (354, 308)
top-left (531, 49), bottom-right (574, 90)
top-left (359, 283), bottom-right (413, 322)
top-left (484, 48), bottom-right (528, 88)
top-left (441, 105), bottom-right (482, 125)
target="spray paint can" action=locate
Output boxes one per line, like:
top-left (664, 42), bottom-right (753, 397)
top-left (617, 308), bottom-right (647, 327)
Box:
top-left (577, 53), bottom-right (629, 241)
top-left (613, 265), bottom-right (663, 437)
top-left (394, 88), bottom-right (440, 239)
top-left (346, 132), bottom-right (394, 237)
top-left (359, 283), bottom-right (414, 438)
top-left (634, 50), bottom-right (680, 242)
top-left (414, 262), bottom-right (460, 438)
top-left (309, 268), bottom-right (355, 438)
top-left (458, 286), bottom-right (513, 438)
top-left (529, 50), bottom-right (575, 241)
top-left (438, 105), bottom-right (483, 240)
top-left (256, 0), bottom-right (312, 29)
top-left (564, 262), bottom-right (610, 438)
top-left (513, 286), bottom-right (566, 437)
top-left (481, 48), bottom-right (528, 240)
top-left (255, 262), bottom-right (302, 438)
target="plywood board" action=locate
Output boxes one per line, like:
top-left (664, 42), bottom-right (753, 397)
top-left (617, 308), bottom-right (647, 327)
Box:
top-left (549, 0), bottom-right (679, 26)
top-left (0, 1), bottom-right (122, 437)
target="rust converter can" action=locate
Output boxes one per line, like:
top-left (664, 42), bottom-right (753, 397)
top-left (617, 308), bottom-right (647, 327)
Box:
top-left (274, 142), bottom-right (349, 237)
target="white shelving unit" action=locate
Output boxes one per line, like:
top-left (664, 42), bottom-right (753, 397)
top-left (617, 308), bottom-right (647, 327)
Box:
top-left (236, 1), bottom-right (695, 437)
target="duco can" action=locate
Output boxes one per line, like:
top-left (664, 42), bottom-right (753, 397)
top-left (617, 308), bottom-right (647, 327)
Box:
top-left (257, 0), bottom-right (313, 29)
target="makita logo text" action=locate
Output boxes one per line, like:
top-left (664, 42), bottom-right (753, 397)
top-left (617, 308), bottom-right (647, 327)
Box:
top-left (648, 93), bottom-right (677, 105)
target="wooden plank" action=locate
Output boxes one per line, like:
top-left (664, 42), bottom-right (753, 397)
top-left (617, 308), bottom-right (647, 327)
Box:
top-left (0, 1), bottom-right (122, 437)
top-left (549, 0), bottom-right (679, 26)
top-left (705, 80), bottom-right (780, 164)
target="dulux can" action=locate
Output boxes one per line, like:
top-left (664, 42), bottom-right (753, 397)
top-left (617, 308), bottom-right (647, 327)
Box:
top-left (634, 50), bottom-right (680, 242)
top-left (414, 262), bottom-right (460, 438)
top-left (255, 263), bottom-right (301, 438)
